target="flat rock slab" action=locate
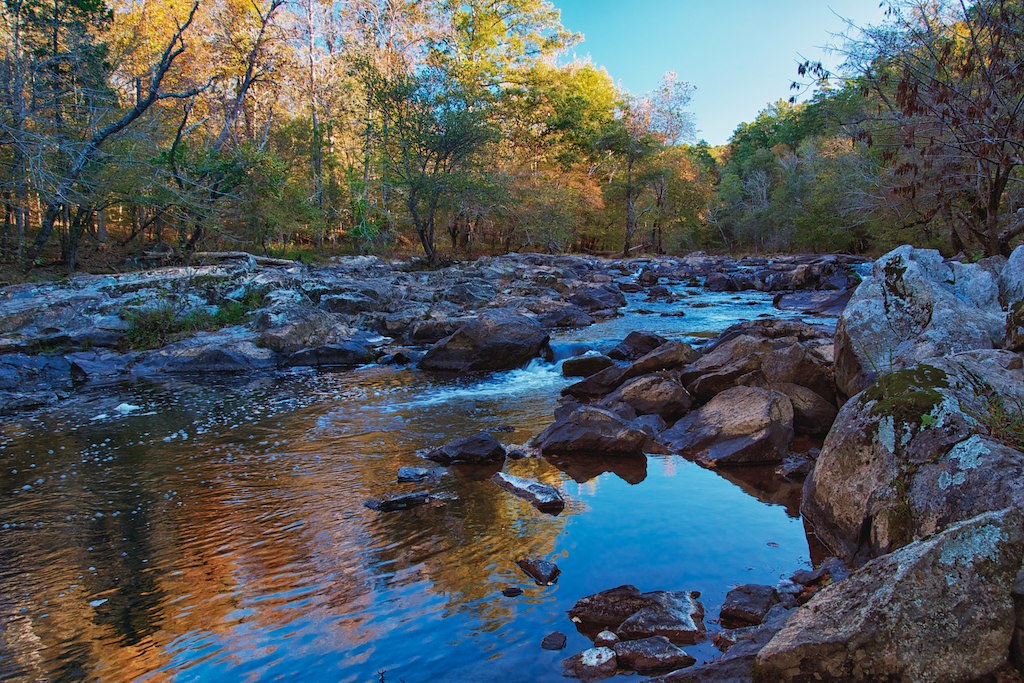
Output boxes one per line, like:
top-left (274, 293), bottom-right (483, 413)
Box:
top-left (492, 472), bottom-right (565, 514)
top-left (516, 558), bottom-right (561, 585)
top-left (363, 491), bottom-right (454, 512)
top-left (613, 635), bottom-right (696, 673)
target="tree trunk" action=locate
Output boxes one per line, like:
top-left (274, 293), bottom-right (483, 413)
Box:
top-left (623, 156), bottom-right (636, 256)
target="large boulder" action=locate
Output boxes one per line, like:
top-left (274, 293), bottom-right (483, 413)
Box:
top-left (835, 245), bottom-right (1005, 397)
top-left (535, 406), bottom-right (649, 457)
top-left (659, 386), bottom-right (794, 466)
top-left (802, 350), bottom-right (1024, 564)
top-left (255, 303), bottom-right (356, 354)
top-left (419, 310), bottom-right (550, 372)
top-left (568, 284), bottom-right (626, 314)
top-left (602, 373), bottom-right (693, 421)
top-left (753, 509), bottom-right (1024, 683)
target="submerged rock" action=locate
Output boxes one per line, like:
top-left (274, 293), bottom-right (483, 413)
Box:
top-left (492, 472), bottom-right (565, 514)
top-left (541, 632), bottom-right (567, 650)
top-left (397, 466), bottom-right (447, 483)
top-left (363, 491), bottom-right (454, 512)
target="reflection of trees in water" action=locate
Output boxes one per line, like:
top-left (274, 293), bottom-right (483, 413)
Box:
top-left (352, 455), bottom-right (571, 634)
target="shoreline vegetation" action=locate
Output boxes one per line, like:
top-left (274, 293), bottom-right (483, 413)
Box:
top-left (0, 0), bottom-right (1021, 279)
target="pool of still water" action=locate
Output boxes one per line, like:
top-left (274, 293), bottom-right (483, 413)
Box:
top-left (0, 281), bottom-right (828, 682)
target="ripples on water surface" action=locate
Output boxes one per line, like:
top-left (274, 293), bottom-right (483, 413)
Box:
top-left (0, 284), bottom-right (824, 682)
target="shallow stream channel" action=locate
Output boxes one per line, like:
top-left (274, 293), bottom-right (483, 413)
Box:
top-left (0, 275), bottom-right (832, 681)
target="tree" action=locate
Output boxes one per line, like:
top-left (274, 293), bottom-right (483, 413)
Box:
top-left (375, 66), bottom-right (493, 264)
top-left (827, 0), bottom-right (1024, 255)
top-left (21, 1), bottom-right (204, 268)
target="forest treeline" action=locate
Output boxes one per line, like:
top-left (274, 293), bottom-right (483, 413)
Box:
top-left (1, 0), bottom-right (1022, 271)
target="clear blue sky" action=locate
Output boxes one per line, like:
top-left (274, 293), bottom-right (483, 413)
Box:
top-left (552, 0), bottom-right (887, 146)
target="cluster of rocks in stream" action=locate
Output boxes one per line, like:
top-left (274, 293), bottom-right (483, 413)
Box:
top-left (0, 251), bottom-right (860, 414)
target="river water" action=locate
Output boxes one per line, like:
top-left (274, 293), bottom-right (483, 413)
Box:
top-left (0, 279), bottom-right (827, 682)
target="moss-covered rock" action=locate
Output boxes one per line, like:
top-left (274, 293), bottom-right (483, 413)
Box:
top-left (803, 351), bottom-right (1024, 565)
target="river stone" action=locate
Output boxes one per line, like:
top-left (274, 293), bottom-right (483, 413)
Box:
top-left (658, 386), bottom-right (794, 466)
top-left (255, 304), bottom-right (353, 354)
top-left (760, 343), bottom-right (834, 403)
top-left (594, 630), bottom-right (619, 647)
top-left (426, 432), bottom-right (506, 466)
top-left (999, 243), bottom-right (1024, 307)
top-left (608, 331), bottom-right (668, 361)
top-left (541, 632), bottom-right (568, 650)
top-left (516, 558), bottom-right (561, 585)
top-left (492, 472), bottom-right (565, 514)
top-left (651, 605), bottom-right (794, 683)
top-left (568, 284), bottom-right (626, 314)
top-left (562, 364), bottom-right (629, 399)
top-left (613, 636), bottom-right (696, 673)
top-left (397, 466), bottom-right (447, 483)
top-left (535, 406), bottom-right (649, 457)
top-left (562, 354), bottom-right (615, 378)
top-left (623, 341), bottom-right (697, 380)
top-left (753, 509), bottom-right (1024, 683)
top-left (569, 585), bottom-right (706, 646)
top-left (602, 373), bottom-right (693, 420)
top-left (66, 350), bottom-right (133, 384)
top-left (419, 309), bottom-right (550, 372)
top-left (525, 300), bottom-right (595, 329)
top-left (720, 585), bottom-right (778, 629)
top-left (834, 245), bottom-right (1005, 397)
top-left (284, 342), bottom-right (374, 366)
top-left (562, 647), bottom-right (617, 680)
top-left (802, 351), bottom-right (1024, 564)
top-left (769, 382), bottom-right (837, 436)
top-left (616, 591), bottom-right (707, 645)
top-left (407, 317), bottom-right (465, 344)
top-left (363, 491), bottom-right (454, 512)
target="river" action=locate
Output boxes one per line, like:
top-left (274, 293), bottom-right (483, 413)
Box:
top-left (0, 276), bottom-right (828, 682)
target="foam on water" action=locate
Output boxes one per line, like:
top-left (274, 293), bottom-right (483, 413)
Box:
top-left (386, 358), bottom-right (568, 410)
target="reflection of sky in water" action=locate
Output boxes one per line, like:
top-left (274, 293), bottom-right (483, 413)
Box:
top-left (0, 284), bottom-right (825, 682)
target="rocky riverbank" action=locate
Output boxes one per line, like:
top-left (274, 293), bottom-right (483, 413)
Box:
top-left (0, 251), bottom-right (860, 415)
top-left (11, 245), bottom-right (1021, 681)
top-left (537, 245), bottom-right (1024, 682)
